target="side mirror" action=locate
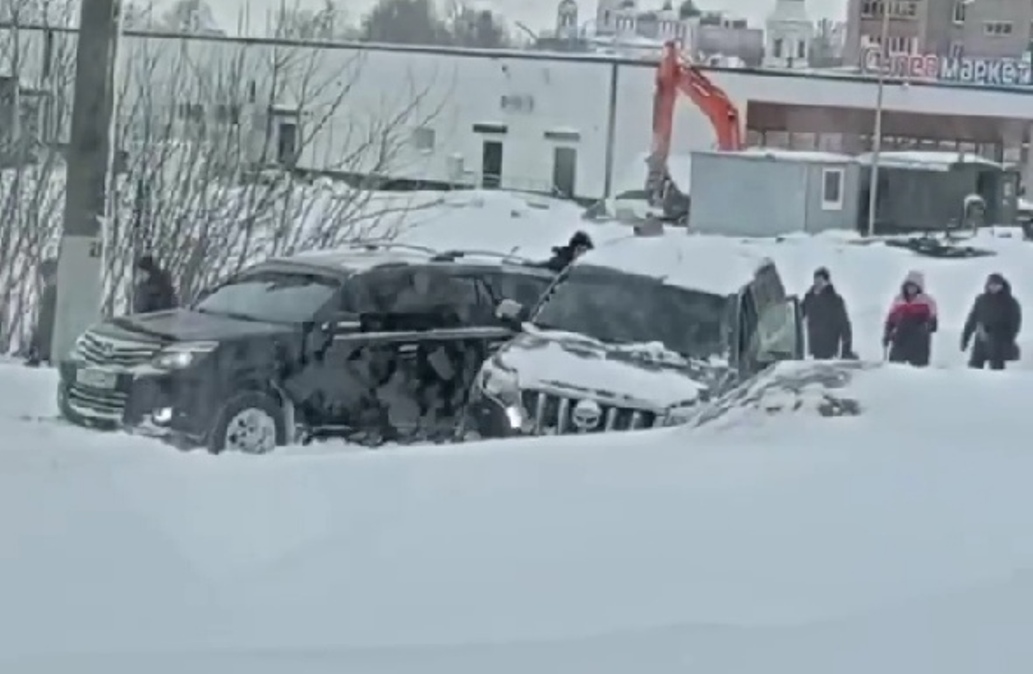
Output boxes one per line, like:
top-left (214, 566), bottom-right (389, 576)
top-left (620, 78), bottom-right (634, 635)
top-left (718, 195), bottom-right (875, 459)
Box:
top-left (496, 299), bottom-right (525, 326)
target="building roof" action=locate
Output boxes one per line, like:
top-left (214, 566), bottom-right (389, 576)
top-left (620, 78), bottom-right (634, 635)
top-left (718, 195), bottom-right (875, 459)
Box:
top-left (576, 229), bottom-right (771, 296)
top-left (855, 151), bottom-right (1003, 171)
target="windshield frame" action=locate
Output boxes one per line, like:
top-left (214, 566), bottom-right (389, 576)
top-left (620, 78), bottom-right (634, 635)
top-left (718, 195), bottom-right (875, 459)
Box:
top-left (528, 263), bottom-right (733, 359)
top-left (192, 267), bottom-right (343, 325)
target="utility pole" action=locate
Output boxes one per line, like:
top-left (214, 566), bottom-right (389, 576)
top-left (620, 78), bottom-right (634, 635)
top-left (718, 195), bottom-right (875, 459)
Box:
top-left (51, 0), bottom-right (122, 360)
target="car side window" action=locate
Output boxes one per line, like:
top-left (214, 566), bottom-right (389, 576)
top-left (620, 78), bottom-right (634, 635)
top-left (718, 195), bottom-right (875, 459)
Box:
top-left (446, 274), bottom-right (496, 325)
top-left (486, 271), bottom-right (553, 309)
top-left (344, 268), bottom-right (414, 315)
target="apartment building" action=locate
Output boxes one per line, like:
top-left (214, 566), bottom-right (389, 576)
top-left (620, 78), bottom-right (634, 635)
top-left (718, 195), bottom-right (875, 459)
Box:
top-left (845, 0), bottom-right (1033, 62)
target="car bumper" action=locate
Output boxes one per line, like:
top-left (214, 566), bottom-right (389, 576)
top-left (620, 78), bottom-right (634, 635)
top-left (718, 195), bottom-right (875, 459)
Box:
top-left (58, 360), bottom-right (215, 447)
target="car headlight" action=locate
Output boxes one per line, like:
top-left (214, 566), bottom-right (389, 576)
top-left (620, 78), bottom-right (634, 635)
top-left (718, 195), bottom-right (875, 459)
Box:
top-left (68, 333), bottom-right (89, 360)
top-left (151, 342), bottom-right (218, 369)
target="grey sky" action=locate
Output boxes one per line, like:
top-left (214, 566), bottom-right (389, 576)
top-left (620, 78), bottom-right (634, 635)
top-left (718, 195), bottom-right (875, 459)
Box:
top-left (193, 0), bottom-right (848, 38)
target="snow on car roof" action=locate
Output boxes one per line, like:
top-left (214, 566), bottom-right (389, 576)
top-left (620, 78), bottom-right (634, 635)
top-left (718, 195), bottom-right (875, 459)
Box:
top-left (577, 230), bottom-right (770, 296)
top-left (281, 244), bottom-right (438, 271)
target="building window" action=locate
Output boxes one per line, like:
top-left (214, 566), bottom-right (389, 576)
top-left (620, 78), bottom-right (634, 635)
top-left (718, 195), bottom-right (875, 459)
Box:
top-left (861, 1), bottom-right (918, 18)
top-left (411, 126), bottom-right (435, 152)
top-left (821, 168), bottom-right (844, 210)
top-left (796, 40), bottom-right (806, 58)
top-left (984, 21), bottom-right (1014, 36)
top-left (953, 1), bottom-right (966, 24)
top-left (772, 37), bottom-right (783, 57)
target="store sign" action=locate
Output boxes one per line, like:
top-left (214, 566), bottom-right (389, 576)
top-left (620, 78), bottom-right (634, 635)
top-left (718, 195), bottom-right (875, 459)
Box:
top-left (860, 47), bottom-right (1033, 87)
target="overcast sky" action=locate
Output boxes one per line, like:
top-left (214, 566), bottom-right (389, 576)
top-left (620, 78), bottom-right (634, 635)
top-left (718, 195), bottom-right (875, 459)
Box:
top-left (195, 0), bottom-right (848, 38)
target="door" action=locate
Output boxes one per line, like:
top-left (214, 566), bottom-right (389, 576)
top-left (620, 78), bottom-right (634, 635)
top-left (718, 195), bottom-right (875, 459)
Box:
top-left (482, 140), bottom-right (503, 188)
top-left (277, 121), bottom-right (298, 166)
top-left (552, 146), bottom-right (577, 198)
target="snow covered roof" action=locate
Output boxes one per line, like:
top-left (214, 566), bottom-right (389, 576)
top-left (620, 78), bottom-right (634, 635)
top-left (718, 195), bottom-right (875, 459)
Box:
top-left (696, 148), bottom-right (854, 164)
top-left (855, 151), bottom-right (1003, 171)
top-left (578, 230), bottom-right (770, 296)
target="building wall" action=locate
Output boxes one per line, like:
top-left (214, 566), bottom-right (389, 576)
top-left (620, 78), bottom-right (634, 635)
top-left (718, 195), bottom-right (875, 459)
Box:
top-left (942, 0), bottom-right (1033, 59)
top-left (5, 28), bottom-right (1033, 202)
top-left (846, 0), bottom-right (1033, 64)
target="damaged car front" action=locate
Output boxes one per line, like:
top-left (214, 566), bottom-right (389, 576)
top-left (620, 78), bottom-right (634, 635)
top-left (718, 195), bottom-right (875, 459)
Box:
top-left (460, 265), bottom-right (739, 438)
top-left (459, 231), bottom-right (803, 439)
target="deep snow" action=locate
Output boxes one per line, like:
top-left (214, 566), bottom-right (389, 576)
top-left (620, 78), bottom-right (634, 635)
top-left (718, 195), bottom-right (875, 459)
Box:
top-left (2, 362), bottom-right (1033, 673)
top-left (3, 194), bottom-right (1033, 672)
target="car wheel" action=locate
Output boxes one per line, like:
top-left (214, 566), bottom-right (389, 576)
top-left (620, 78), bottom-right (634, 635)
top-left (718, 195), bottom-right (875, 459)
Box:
top-left (208, 392), bottom-right (286, 454)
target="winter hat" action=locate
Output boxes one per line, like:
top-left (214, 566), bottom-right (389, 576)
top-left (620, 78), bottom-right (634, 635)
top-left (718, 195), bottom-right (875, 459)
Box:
top-left (987, 272), bottom-right (1006, 286)
top-left (569, 230), bottom-right (593, 250)
top-left (903, 270), bottom-right (925, 291)
top-left (813, 267), bottom-right (830, 282)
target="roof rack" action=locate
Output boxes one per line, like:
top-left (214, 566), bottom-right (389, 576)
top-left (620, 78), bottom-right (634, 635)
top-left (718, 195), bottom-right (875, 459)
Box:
top-left (431, 249), bottom-right (538, 265)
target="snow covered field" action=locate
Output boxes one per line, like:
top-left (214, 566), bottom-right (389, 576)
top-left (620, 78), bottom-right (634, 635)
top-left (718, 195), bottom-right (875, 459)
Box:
top-left (3, 199), bottom-right (1033, 672)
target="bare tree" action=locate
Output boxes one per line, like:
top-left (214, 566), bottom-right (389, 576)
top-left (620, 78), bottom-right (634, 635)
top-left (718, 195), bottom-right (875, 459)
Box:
top-left (0, 0), bottom-right (77, 354)
top-left (0, 3), bottom-right (450, 353)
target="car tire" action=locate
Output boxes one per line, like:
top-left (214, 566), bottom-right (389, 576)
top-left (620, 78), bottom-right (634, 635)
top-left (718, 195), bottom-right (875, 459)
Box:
top-left (207, 391), bottom-right (286, 455)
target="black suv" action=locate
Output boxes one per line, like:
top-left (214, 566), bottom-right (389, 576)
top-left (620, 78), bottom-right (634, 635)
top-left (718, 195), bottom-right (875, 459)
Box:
top-left (57, 243), bottom-right (556, 452)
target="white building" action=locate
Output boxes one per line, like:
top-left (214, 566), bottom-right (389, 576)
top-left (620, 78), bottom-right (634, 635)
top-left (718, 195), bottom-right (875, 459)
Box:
top-left (5, 27), bottom-right (1033, 200)
top-left (764, 0), bottom-right (813, 69)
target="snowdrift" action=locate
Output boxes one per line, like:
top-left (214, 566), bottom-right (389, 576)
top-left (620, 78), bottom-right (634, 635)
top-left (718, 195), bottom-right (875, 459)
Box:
top-left (689, 358), bottom-right (1031, 441)
top-left (3, 359), bottom-right (1033, 672)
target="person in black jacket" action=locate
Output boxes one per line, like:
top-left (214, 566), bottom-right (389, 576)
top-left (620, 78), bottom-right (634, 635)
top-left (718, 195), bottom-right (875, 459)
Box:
top-left (540, 230), bottom-right (593, 273)
top-left (133, 254), bottom-right (178, 314)
top-left (801, 267), bottom-right (854, 359)
top-left (961, 272), bottom-right (1021, 370)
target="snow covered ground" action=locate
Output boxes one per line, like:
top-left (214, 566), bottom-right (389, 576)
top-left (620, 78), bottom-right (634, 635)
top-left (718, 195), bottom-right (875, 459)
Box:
top-left (3, 201), bottom-right (1033, 672)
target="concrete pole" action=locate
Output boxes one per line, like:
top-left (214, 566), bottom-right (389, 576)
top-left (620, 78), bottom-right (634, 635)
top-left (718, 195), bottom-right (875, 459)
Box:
top-left (865, 4), bottom-right (891, 238)
top-left (51, 0), bottom-right (122, 360)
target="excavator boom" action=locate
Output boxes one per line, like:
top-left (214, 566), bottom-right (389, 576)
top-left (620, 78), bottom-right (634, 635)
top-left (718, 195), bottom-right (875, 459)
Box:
top-left (647, 41), bottom-right (744, 217)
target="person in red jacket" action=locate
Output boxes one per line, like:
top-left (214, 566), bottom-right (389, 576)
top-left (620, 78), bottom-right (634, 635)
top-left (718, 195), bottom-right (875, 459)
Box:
top-left (883, 270), bottom-right (937, 367)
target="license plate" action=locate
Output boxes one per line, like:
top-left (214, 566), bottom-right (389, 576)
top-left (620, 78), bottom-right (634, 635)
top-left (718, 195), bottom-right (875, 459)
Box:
top-left (75, 367), bottom-right (116, 389)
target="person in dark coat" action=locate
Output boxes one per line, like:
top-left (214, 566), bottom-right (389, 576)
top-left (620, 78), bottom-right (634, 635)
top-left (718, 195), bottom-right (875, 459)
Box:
top-left (133, 254), bottom-right (178, 314)
top-left (25, 258), bottom-right (58, 367)
top-left (801, 267), bottom-right (854, 359)
top-left (961, 272), bottom-right (1021, 370)
top-left (883, 270), bottom-right (937, 367)
top-left (540, 230), bottom-right (593, 273)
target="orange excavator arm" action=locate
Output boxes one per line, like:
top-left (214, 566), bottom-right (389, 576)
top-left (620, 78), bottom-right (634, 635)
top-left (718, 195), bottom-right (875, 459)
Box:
top-left (647, 41), bottom-right (743, 210)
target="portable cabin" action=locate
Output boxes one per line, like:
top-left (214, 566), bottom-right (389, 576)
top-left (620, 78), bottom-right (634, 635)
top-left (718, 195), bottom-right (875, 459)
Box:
top-left (688, 149), bottom-right (861, 237)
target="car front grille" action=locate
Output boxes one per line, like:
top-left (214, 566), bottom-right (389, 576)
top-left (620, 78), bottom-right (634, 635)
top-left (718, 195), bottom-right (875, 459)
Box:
top-left (76, 331), bottom-right (160, 367)
top-left (520, 389), bottom-right (658, 434)
top-left (65, 383), bottom-right (127, 421)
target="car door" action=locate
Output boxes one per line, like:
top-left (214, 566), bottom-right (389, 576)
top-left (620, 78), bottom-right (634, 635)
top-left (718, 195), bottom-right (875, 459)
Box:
top-left (747, 263), bottom-right (801, 369)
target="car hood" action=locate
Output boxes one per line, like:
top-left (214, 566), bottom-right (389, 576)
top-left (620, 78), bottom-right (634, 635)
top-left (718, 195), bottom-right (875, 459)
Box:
top-left (111, 309), bottom-right (293, 342)
top-left (495, 329), bottom-right (714, 409)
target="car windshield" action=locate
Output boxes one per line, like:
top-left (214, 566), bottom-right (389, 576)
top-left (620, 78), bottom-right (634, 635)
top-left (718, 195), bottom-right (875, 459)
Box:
top-left (193, 270), bottom-right (339, 323)
top-left (531, 265), bottom-right (730, 358)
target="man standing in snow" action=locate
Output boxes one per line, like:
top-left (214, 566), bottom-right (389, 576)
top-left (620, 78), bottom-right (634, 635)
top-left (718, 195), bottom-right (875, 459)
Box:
top-left (961, 273), bottom-right (1021, 370)
top-left (801, 267), bottom-right (854, 359)
top-left (883, 270), bottom-right (937, 367)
